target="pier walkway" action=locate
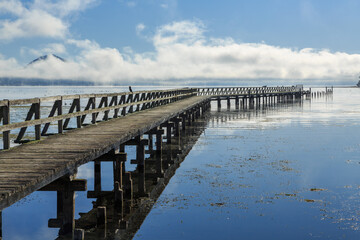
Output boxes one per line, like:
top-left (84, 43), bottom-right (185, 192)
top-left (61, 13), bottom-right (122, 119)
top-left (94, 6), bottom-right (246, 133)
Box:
top-left (0, 93), bottom-right (209, 210)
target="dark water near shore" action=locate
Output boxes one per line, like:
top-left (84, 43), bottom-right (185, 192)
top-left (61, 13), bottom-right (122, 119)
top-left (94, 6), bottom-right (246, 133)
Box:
top-left (1, 87), bottom-right (360, 239)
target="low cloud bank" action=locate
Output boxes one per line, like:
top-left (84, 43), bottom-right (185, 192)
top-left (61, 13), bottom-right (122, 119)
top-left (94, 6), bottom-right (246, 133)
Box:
top-left (1, 18), bottom-right (360, 85)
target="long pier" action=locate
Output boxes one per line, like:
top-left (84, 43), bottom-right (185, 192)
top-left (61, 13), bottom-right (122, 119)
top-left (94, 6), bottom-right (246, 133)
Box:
top-left (0, 86), bottom-right (328, 239)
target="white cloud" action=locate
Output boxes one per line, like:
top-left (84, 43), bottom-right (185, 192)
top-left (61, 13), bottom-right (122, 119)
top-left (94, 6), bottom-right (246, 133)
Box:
top-left (154, 20), bottom-right (205, 46)
top-left (160, 0), bottom-right (178, 18)
top-left (67, 38), bottom-right (100, 50)
top-left (0, 0), bottom-right (25, 15)
top-left (118, 0), bottom-right (136, 8)
top-left (127, 1), bottom-right (136, 8)
top-left (21, 43), bottom-right (67, 57)
top-left (300, 1), bottom-right (320, 23)
top-left (33, 0), bottom-right (98, 17)
top-left (1, 20), bottom-right (360, 84)
top-left (0, 0), bottom-right (97, 40)
top-left (0, 9), bottom-right (67, 40)
top-left (136, 23), bottom-right (146, 35)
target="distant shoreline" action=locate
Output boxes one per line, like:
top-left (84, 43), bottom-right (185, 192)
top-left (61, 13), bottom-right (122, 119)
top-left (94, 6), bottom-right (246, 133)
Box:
top-left (0, 77), bottom-right (358, 88)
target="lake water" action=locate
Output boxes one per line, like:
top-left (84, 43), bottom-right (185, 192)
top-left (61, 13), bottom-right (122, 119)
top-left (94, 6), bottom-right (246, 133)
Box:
top-left (1, 86), bottom-right (360, 239)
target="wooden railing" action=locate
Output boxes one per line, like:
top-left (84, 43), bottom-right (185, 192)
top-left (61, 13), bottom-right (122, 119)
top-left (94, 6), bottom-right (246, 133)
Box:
top-left (0, 88), bottom-right (197, 150)
top-left (196, 86), bottom-right (300, 96)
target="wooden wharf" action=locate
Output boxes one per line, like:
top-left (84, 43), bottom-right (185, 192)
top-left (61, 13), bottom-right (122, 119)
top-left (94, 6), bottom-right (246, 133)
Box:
top-left (0, 86), bottom-right (324, 239)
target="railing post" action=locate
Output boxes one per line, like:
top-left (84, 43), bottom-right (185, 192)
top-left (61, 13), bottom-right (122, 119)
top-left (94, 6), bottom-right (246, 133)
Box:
top-left (58, 99), bottom-right (63, 133)
top-left (0, 210), bottom-right (2, 240)
top-left (1, 100), bottom-right (10, 149)
top-left (34, 99), bottom-right (41, 140)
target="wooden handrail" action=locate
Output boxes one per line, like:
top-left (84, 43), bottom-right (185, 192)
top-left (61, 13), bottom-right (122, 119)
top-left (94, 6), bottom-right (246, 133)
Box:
top-left (0, 92), bottom-right (195, 132)
top-left (0, 88), bottom-right (193, 106)
top-left (195, 86), bottom-right (302, 96)
top-left (0, 88), bottom-right (197, 149)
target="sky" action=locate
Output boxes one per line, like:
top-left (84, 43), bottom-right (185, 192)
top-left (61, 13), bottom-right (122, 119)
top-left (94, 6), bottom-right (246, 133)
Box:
top-left (1, 0), bottom-right (360, 85)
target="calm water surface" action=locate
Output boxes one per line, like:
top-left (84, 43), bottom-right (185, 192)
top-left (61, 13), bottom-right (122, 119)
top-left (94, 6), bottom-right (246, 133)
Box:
top-left (1, 87), bottom-right (360, 239)
top-left (134, 88), bottom-right (360, 240)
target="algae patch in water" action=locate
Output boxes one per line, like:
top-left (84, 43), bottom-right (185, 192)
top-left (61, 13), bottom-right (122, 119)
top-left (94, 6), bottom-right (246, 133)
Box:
top-left (310, 188), bottom-right (327, 192)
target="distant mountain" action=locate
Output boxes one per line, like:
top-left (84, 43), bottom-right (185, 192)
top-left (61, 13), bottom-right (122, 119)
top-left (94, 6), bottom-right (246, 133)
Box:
top-left (28, 54), bottom-right (66, 65)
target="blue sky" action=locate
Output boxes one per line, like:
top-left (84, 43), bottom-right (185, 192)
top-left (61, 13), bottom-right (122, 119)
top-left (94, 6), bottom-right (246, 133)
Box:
top-left (1, 0), bottom-right (360, 85)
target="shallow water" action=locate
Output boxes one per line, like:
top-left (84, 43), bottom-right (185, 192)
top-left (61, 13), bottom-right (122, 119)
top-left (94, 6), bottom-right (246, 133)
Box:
top-left (1, 87), bottom-right (360, 239)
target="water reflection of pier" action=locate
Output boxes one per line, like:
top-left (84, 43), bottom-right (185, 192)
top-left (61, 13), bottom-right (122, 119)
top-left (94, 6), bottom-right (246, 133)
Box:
top-left (3, 109), bottom-right (208, 240)
top-left (74, 116), bottom-right (207, 240)
top-left (45, 113), bottom-right (207, 239)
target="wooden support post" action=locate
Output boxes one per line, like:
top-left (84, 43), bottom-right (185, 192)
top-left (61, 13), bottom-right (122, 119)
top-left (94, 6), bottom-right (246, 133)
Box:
top-left (114, 181), bottom-right (123, 213)
top-left (165, 123), bottom-right (172, 144)
top-left (59, 180), bottom-right (75, 237)
top-left (235, 97), bottom-right (239, 109)
top-left (0, 211), bottom-right (2, 240)
top-left (181, 114), bottom-right (186, 131)
top-left (217, 98), bottom-right (221, 108)
top-left (227, 98), bottom-right (231, 109)
top-left (136, 136), bottom-right (147, 197)
top-left (74, 229), bottom-right (84, 240)
top-left (113, 153), bottom-right (124, 213)
top-left (187, 111), bottom-right (192, 126)
top-left (97, 206), bottom-right (107, 232)
top-left (172, 117), bottom-right (181, 137)
top-left (45, 176), bottom-right (86, 238)
top-left (156, 129), bottom-right (164, 177)
top-left (113, 154), bottom-right (125, 189)
top-left (1, 102), bottom-right (10, 149)
top-left (148, 134), bottom-right (153, 151)
top-left (94, 160), bottom-right (101, 192)
top-left (249, 97), bottom-right (254, 109)
top-left (123, 172), bottom-right (133, 200)
top-left (120, 143), bottom-right (125, 153)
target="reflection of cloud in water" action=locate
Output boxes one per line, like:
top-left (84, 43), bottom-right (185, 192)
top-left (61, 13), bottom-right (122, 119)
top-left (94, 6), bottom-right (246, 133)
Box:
top-left (34, 225), bottom-right (58, 240)
top-left (8, 224), bottom-right (57, 240)
top-left (77, 163), bottom-right (93, 179)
